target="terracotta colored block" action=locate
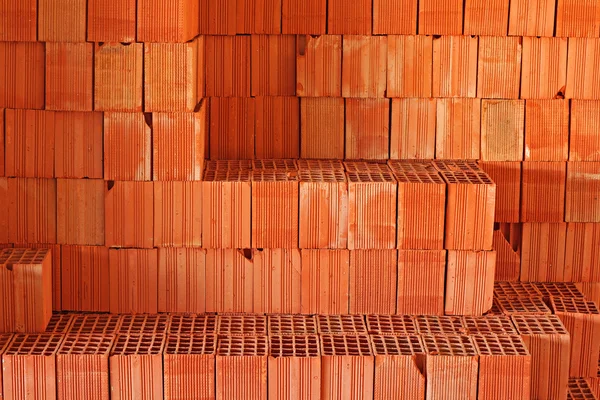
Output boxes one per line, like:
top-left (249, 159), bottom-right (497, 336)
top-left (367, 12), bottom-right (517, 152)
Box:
top-left (318, 315), bottom-right (368, 335)
top-left (2, 334), bottom-right (62, 399)
top-left (464, 0), bottom-right (509, 35)
top-left (45, 43), bottom-right (93, 111)
top-left (268, 315), bottom-right (318, 335)
top-left (373, 0), bottom-right (417, 34)
top-left (300, 97), bottom-right (344, 159)
top-left (251, 35), bottom-right (296, 96)
top-left (57, 335), bottom-right (113, 400)
top-left (282, 0), bottom-right (326, 34)
top-left (345, 98), bottom-right (389, 159)
top-left (521, 162), bottom-right (566, 222)
top-left (205, 249), bottom-right (253, 313)
top-left (571, 100), bottom-right (600, 161)
top-left (390, 98), bottom-right (436, 159)
top-left (252, 249), bottom-right (301, 314)
top-left (525, 99), bottom-right (569, 161)
top-left (0, 334), bottom-right (11, 399)
top-left (521, 37), bottom-right (568, 99)
top-left (521, 223), bottom-right (568, 282)
top-left (342, 36), bottom-right (387, 98)
top-left (432, 35), bottom-right (477, 98)
top-left (144, 38), bottom-right (204, 112)
top-left (216, 314), bottom-right (267, 336)
top-left (566, 38), bottom-right (600, 100)
top-left (477, 36), bottom-right (522, 99)
top-left (199, 0), bottom-right (237, 34)
top-left (480, 162), bottom-right (521, 223)
top-left (0, 109), bottom-right (3, 177)
top-left (108, 249), bottom-right (158, 314)
top-left (349, 250), bottom-right (397, 314)
top-left (389, 160), bottom-right (445, 249)
top-left (494, 280), bottom-right (543, 298)
top-left (508, 0), bottom-right (556, 36)
top-left (235, 0), bottom-right (281, 34)
top-left (566, 162), bottom-right (600, 222)
top-left (565, 223), bottom-right (600, 282)
top-left (366, 315), bottom-right (418, 335)
top-left (109, 335), bottom-right (165, 400)
top-left (480, 100), bottom-right (525, 161)
top-left (397, 250), bottom-right (446, 315)
top-left (60, 246), bottom-right (109, 312)
top-left (418, 0), bottom-right (463, 35)
top-left (445, 251), bottom-right (496, 316)
top-left (556, 0), bottom-right (600, 37)
top-left (462, 315), bottom-right (518, 335)
top-left (117, 314), bottom-right (169, 335)
top-left (87, 0), bottom-right (136, 42)
top-left (205, 35), bottom-right (251, 97)
top-left (535, 282), bottom-right (586, 300)
top-left (105, 181), bottom-right (154, 248)
top-left (320, 335), bottom-right (374, 400)
top-left (154, 182), bottom-right (202, 247)
top-left (300, 250), bottom-right (350, 315)
top-left (209, 97), bottom-right (255, 159)
top-left (255, 96), bottom-right (299, 158)
top-left (57, 179), bottom-right (104, 246)
top-left (570, 379), bottom-right (599, 399)
top-left (327, 0), bottom-right (371, 34)
top-left (296, 35), bottom-right (342, 97)
top-left (38, 0), bottom-right (85, 42)
top-left (435, 98), bottom-right (481, 159)
top-left (164, 335), bottom-right (216, 400)
top-left (0, 0), bottom-right (37, 41)
top-left (387, 35), bottom-right (432, 98)
top-left (496, 296), bottom-right (552, 315)
top-left (0, 42), bottom-right (45, 109)
top-left (169, 314), bottom-right (216, 336)
top-left (103, 113), bottom-right (151, 181)
top-left (252, 171), bottom-right (299, 248)
top-left (94, 43), bottom-right (142, 112)
top-left (137, 0), bottom-right (198, 42)
top-left (577, 282), bottom-right (600, 305)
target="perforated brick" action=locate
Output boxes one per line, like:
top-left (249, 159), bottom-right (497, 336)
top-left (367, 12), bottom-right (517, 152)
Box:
top-left (320, 335), bottom-right (373, 356)
top-left (472, 334), bottom-right (530, 356)
top-left (205, 160), bottom-right (253, 171)
top-left (551, 297), bottom-right (600, 314)
top-left (164, 334), bottom-right (216, 355)
top-left (217, 314), bottom-right (268, 336)
top-left (117, 314), bottom-right (170, 335)
top-left (496, 296), bottom-right (552, 315)
top-left (217, 336), bottom-right (269, 356)
top-left (0, 334), bottom-right (13, 353)
top-left (344, 161), bottom-right (396, 183)
top-left (111, 334), bottom-right (165, 356)
top-left (298, 169), bottom-right (346, 182)
top-left (252, 170), bottom-right (299, 182)
top-left (45, 314), bottom-right (75, 333)
top-left (494, 281), bottom-right (543, 298)
top-left (317, 315), bottom-right (368, 335)
top-left (462, 315), bottom-right (517, 335)
top-left (296, 159), bottom-right (344, 171)
top-left (366, 315), bottom-right (418, 336)
top-left (433, 160), bottom-right (495, 185)
top-left (0, 248), bottom-right (49, 264)
top-left (422, 335), bottom-right (478, 356)
top-left (370, 335), bottom-right (425, 356)
top-left (58, 334), bottom-right (114, 355)
top-left (4, 334), bottom-right (63, 356)
top-left (203, 169), bottom-right (252, 182)
top-left (415, 316), bottom-right (467, 335)
top-left (535, 282), bottom-right (586, 301)
top-left (68, 314), bottom-right (122, 335)
top-left (511, 315), bottom-right (569, 335)
top-left (568, 378), bottom-right (597, 399)
top-left (269, 335), bottom-right (320, 357)
top-left (268, 315), bottom-right (318, 335)
top-left (387, 160), bottom-right (445, 184)
top-left (169, 314), bottom-right (217, 335)
top-left (252, 159), bottom-right (297, 171)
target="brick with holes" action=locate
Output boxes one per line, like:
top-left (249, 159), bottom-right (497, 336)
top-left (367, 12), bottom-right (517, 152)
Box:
top-left (168, 314), bottom-right (216, 336)
top-left (268, 315), bottom-right (318, 336)
top-left (568, 378), bottom-right (598, 399)
top-left (366, 315), bottom-right (418, 336)
top-left (496, 296), bottom-right (552, 315)
top-left (534, 282), bottom-right (586, 302)
top-left (462, 315), bottom-right (518, 335)
top-left (494, 281), bottom-right (543, 298)
top-left (45, 314), bottom-right (75, 334)
top-left (0, 334), bottom-right (12, 400)
top-left (117, 314), bottom-right (170, 335)
top-left (317, 315), bottom-right (368, 335)
top-left (415, 315), bottom-right (467, 335)
top-left (217, 314), bottom-right (268, 337)
top-left (68, 314), bottom-right (122, 335)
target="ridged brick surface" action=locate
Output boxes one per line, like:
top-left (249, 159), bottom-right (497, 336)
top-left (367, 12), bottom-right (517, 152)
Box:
top-left (525, 99), bottom-right (569, 161)
top-left (57, 179), bottom-right (104, 246)
top-left (253, 249), bottom-right (302, 314)
top-left (566, 162), bottom-right (600, 222)
top-left (296, 35), bottom-right (342, 97)
top-left (209, 97), bottom-right (255, 160)
top-left (236, 0), bottom-right (281, 34)
top-left (300, 250), bottom-right (350, 315)
top-left (205, 35), bottom-right (251, 97)
top-left (418, 0), bottom-right (463, 34)
top-left (0, 333), bottom-right (12, 399)
top-left (345, 98), bottom-right (390, 159)
top-left (0, 109), bottom-right (3, 177)
top-left (327, 0), bottom-right (371, 34)
top-left (508, 0), bottom-right (556, 36)
top-left (492, 228), bottom-right (521, 281)
top-left (349, 250), bottom-right (397, 314)
top-left (387, 35), bottom-right (432, 98)
top-left (435, 98), bottom-right (481, 159)
top-left (464, 0), bottom-right (509, 35)
top-left (571, 100), bottom-right (600, 161)
top-left (104, 112), bottom-right (151, 181)
top-left (255, 96), bottom-right (300, 159)
top-left (205, 249), bottom-right (254, 313)
top-left (521, 162), bottom-right (566, 222)
top-left (87, 0), bottom-right (136, 42)
top-left (556, 0), bottom-right (600, 37)
top-left (199, 0), bottom-right (236, 34)
top-left (432, 35), bottom-right (477, 98)
top-left (0, 42), bottom-right (45, 109)
top-left (480, 100), bottom-right (524, 161)
top-left (158, 248), bottom-right (206, 313)
top-left (390, 98), bottom-right (436, 159)
top-left (300, 97), bottom-right (344, 159)
top-left (46, 42), bottom-right (93, 111)
top-left (477, 36), bottom-right (522, 99)
top-left (251, 35), bottom-right (296, 96)
top-left (154, 182), bottom-right (202, 247)
top-left (445, 251), bottom-right (496, 316)
top-left (38, 0), bottom-right (86, 42)
top-left (521, 223), bottom-right (568, 282)
top-left (137, 0), bottom-right (199, 42)
top-left (108, 249), bottom-right (158, 314)
top-left (0, 0), bottom-right (37, 41)
top-left (342, 36), bottom-right (387, 98)
top-left (397, 250), bottom-right (446, 315)
top-left (374, 0), bottom-right (417, 34)
top-left (521, 37), bottom-right (568, 99)
top-left (565, 223), bottom-right (600, 282)
top-left (61, 245), bottom-right (109, 312)
top-left (282, 0), bottom-right (326, 34)
top-left (480, 162), bottom-right (521, 223)
top-left (105, 181), bottom-right (154, 248)
top-left (566, 38), bottom-right (600, 99)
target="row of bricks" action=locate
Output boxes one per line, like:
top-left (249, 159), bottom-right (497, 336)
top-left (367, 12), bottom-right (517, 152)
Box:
top-left (1, 0), bottom-right (600, 40)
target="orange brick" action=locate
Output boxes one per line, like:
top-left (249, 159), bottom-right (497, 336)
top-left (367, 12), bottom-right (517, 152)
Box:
top-left (521, 223), bottom-right (567, 282)
top-left (525, 100), bottom-right (569, 161)
top-left (521, 162), bottom-right (566, 222)
top-left (199, 0), bottom-right (237, 35)
top-left (255, 96), bottom-right (299, 159)
top-left (300, 98), bottom-right (344, 159)
top-left (373, 0), bottom-right (417, 34)
top-left (205, 35), bottom-right (250, 97)
top-left (432, 35), bottom-right (477, 98)
top-left (477, 36), bottom-right (522, 99)
top-left (464, 0), bottom-right (509, 35)
top-left (105, 181), bottom-right (154, 248)
top-left (251, 35), bottom-right (296, 96)
top-left (445, 251), bottom-right (496, 315)
top-left (0, 42), bottom-right (45, 109)
top-left (418, 0), bottom-right (463, 35)
top-left (521, 37), bottom-right (568, 99)
top-left (104, 113), bottom-right (151, 181)
top-left (492, 227), bottom-right (521, 281)
top-left (209, 97), bottom-right (255, 160)
top-left (350, 250), bottom-right (397, 314)
top-left (342, 35), bottom-right (387, 98)
top-left (60, 245), bottom-right (109, 312)
top-left (435, 98), bottom-right (481, 160)
top-left (0, 109), bottom-right (3, 177)
top-left (566, 162), bottom-right (600, 222)
top-left (46, 42), bottom-right (93, 111)
top-left (345, 99), bottom-right (390, 160)
top-left (236, 0), bottom-right (281, 34)
top-left (508, 0), bottom-right (555, 36)
top-left (158, 248), bottom-right (206, 313)
top-left (296, 35), bottom-right (342, 97)
top-left (154, 182), bottom-right (202, 247)
top-left (109, 248), bottom-right (158, 314)
top-left (565, 223), bottom-right (600, 282)
top-left (390, 98), bottom-right (436, 159)
top-left (205, 249), bottom-right (253, 313)
top-left (397, 250), bottom-right (446, 315)
top-left (253, 249), bottom-right (301, 314)
top-left (144, 38), bottom-right (204, 112)
top-left (0, 0), bottom-right (37, 41)
top-left (387, 35), bottom-right (432, 98)
top-left (282, 0), bottom-right (326, 34)
top-left (137, 0), bottom-right (199, 42)
top-left (328, 0), bottom-right (371, 34)
top-left (556, 0), bottom-right (600, 37)
top-left (481, 100), bottom-right (524, 161)
top-left (480, 162), bottom-right (521, 223)
top-left (566, 38), bottom-right (600, 99)
top-left (87, 0), bottom-right (136, 42)
top-left (55, 111), bottom-right (103, 179)
top-left (57, 179), bottom-right (105, 246)
top-left (38, 0), bottom-right (86, 42)
top-left (300, 250), bottom-right (349, 314)
top-left (570, 100), bottom-right (600, 161)
top-left (94, 43), bottom-right (142, 112)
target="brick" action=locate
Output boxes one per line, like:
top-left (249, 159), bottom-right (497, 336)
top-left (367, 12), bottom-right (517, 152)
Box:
top-left (477, 36), bottom-right (522, 99)
top-left (268, 315), bottom-right (318, 335)
top-left (496, 296), bottom-right (552, 315)
top-left (462, 315), bottom-right (518, 335)
top-left (480, 100), bottom-right (525, 161)
top-left (435, 98), bottom-right (481, 159)
top-left (480, 162), bottom-right (521, 223)
top-left (205, 249), bottom-right (253, 313)
top-left (508, 0), bottom-right (556, 36)
top-left (117, 314), bottom-right (169, 335)
top-left (54, 112), bottom-right (103, 179)
top-left (300, 250), bottom-right (350, 314)
top-left (251, 35), bottom-right (296, 96)
top-left (390, 98), bottom-right (436, 159)
top-left (367, 315), bottom-right (418, 335)
top-left (108, 249), bottom-right (158, 314)
top-left (0, 0), bottom-right (37, 41)
top-left (349, 250), bottom-right (397, 314)
top-left (520, 222), bottom-right (568, 281)
top-left (282, 0), bottom-right (326, 34)
top-left (137, 0), bottom-right (198, 42)
top-left (565, 223), bottom-right (600, 282)
top-left (94, 43), bottom-right (142, 112)
top-left (327, 0), bottom-right (371, 34)
top-left (535, 282), bottom-right (586, 301)
top-left (525, 99), bottom-right (569, 161)
top-left (397, 250), bottom-right (446, 315)
top-left (154, 182), bottom-right (202, 247)
top-left (387, 35), bottom-right (432, 98)
top-left (57, 179), bottom-right (104, 245)
top-left (199, 0), bottom-right (237, 34)
top-left (300, 97), bottom-right (344, 159)
top-left (144, 38), bottom-right (204, 112)
top-left (566, 38), bottom-right (600, 99)
top-left (60, 246), bottom-right (109, 312)
top-left (432, 35), bottom-right (478, 98)
top-left (569, 379), bottom-right (598, 399)
top-left (566, 162), bottom-right (600, 222)
top-left (103, 112), bottom-right (151, 181)
top-left (0, 334), bottom-right (12, 398)
top-left (217, 314), bottom-right (267, 336)
top-left (0, 109), bottom-right (3, 177)
top-left (46, 42), bottom-right (93, 111)
top-left (296, 35), bottom-right (342, 97)
top-left (105, 181), bottom-right (154, 248)
top-left (209, 97), bottom-right (255, 159)
top-left (169, 314), bottom-right (216, 336)
top-left (253, 249), bottom-right (301, 314)
top-left (418, 0), bottom-right (463, 34)
top-left (345, 98), bottom-right (390, 159)
top-left (571, 100), bottom-right (600, 161)
top-left (342, 35), bottom-right (387, 98)
top-left (494, 280), bottom-right (543, 298)
top-left (556, 0), bottom-right (600, 37)
top-left (87, 0), bottom-right (136, 42)
top-left (521, 37), bottom-right (568, 99)
top-left (205, 35), bottom-right (250, 97)
top-left (373, 0), bottom-right (417, 34)
top-left (464, 0), bottom-right (509, 35)
top-left (577, 282), bottom-right (600, 304)
top-left (38, 0), bottom-right (85, 42)
top-left (0, 42), bottom-right (45, 109)
top-left (317, 315), bottom-right (368, 335)
top-left (255, 96), bottom-right (299, 158)
top-left (521, 162), bottom-right (566, 222)
top-left (158, 248), bottom-right (206, 313)
top-left (235, 0), bottom-right (281, 34)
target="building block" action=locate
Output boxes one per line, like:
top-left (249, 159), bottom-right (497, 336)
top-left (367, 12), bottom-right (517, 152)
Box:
top-left (296, 35), bottom-right (342, 97)
top-left (45, 42), bottom-right (93, 111)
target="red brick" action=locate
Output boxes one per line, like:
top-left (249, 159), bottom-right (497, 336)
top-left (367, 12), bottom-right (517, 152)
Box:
top-left (205, 249), bottom-right (253, 313)
top-left (137, 0), bottom-right (199, 42)
top-left (418, 0), bottom-right (463, 34)
top-left (556, 0), bottom-right (600, 37)
top-left (38, 0), bottom-right (86, 42)
top-left (571, 100), bottom-right (600, 161)
top-left (373, 0), bottom-right (417, 34)
top-left (435, 98), bottom-right (481, 159)
top-left (521, 37), bottom-right (568, 99)
top-left (199, 0), bottom-right (236, 34)
top-left (387, 35), bottom-right (432, 98)
top-left (508, 0), bottom-right (556, 36)
top-left (108, 249), bottom-right (158, 314)
top-left (0, 0), bottom-right (37, 41)
top-left (445, 251), bottom-right (496, 316)
top-left (46, 42), bottom-right (93, 111)
top-left (565, 223), bottom-right (600, 282)
top-left (57, 179), bottom-right (104, 246)
top-left (169, 314), bottom-right (216, 336)
top-left (60, 245), bottom-right (109, 312)
top-left (521, 162), bottom-right (566, 222)
top-left (477, 36), bottom-right (522, 99)
top-left (521, 223), bottom-right (568, 281)
top-left (300, 97), bottom-right (344, 159)
top-left (0, 42), bottom-right (45, 109)
top-left (342, 35), bottom-right (387, 98)
top-left (216, 314), bottom-right (268, 336)
top-left (525, 100), bottom-right (569, 161)
top-left (496, 296), bottom-right (552, 315)
top-left (103, 112), bottom-right (151, 181)
top-left (350, 250), bottom-right (397, 314)
top-left (480, 162), bottom-right (521, 223)
top-left (491, 232), bottom-right (521, 284)
top-left (327, 0), bottom-right (371, 34)
top-left (205, 35), bottom-right (250, 97)
top-left (235, 0), bottom-right (281, 34)
top-left (318, 315), bottom-right (368, 335)
top-left (87, 0), bottom-right (136, 42)
top-left (105, 181), bottom-right (154, 248)
top-left (282, 0), bottom-right (326, 34)
top-left (566, 162), bottom-right (600, 222)
top-left (296, 35), bottom-right (342, 97)
top-left (0, 109), bottom-right (2, 177)
top-left (432, 35), bottom-right (478, 98)
top-left (158, 248), bottom-right (206, 313)
top-left (300, 250), bottom-right (350, 314)
top-left (566, 38), bottom-right (600, 99)
top-left (253, 249), bottom-right (301, 314)
top-left (480, 100), bottom-right (524, 161)
top-left (209, 97), bottom-right (255, 159)
top-left (154, 182), bottom-right (202, 247)
top-left (367, 315), bottom-right (418, 335)
top-left (54, 112), bottom-right (103, 179)
top-left (255, 96), bottom-right (299, 158)
top-left (268, 315), bottom-right (318, 335)
top-left (390, 98), bottom-right (436, 159)
top-left (251, 35), bottom-right (296, 96)
top-left (464, 0), bottom-right (509, 35)
top-left (397, 250), bottom-right (446, 315)
top-left (345, 98), bottom-right (390, 160)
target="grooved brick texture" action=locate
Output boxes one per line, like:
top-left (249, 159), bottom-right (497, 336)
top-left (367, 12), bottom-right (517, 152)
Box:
top-left (435, 98), bottom-right (481, 159)
top-left (520, 223), bottom-right (568, 282)
top-left (342, 35), bottom-right (387, 98)
top-left (390, 98), bottom-right (436, 159)
top-left (282, 0), bottom-right (326, 34)
top-left (566, 38), bottom-right (600, 99)
top-left (565, 223), bottom-right (600, 282)
top-left (60, 245), bottom-right (109, 312)
top-left (397, 250), bottom-right (446, 315)
top-left (209, 97), bottom-right (255, 160)
top-left (0, 42), bottom-right (45, 109)
top-left (199, 0), bottom-right (236, 35)
top-left (477, 36), bottom-right (522, 99)
top-left (387, 35), bottom-right (432, 98)
top-left (508, 0), bottom-right (555, 36)
top-left (521, 162), bottom-right (566, 222)
top-left (464, 0), bottom-right (510, 35)
top-left (57, 179), bottom-right (105, 245)
top-left (105, 181), bottom-right (154, 248)
top-left (350, 250), bottom-right (397, 314)
top-left (345, 99), bottom-right (390, 160)
top-left (87, 0), bottom-right (136, 42)
top-left (0, 0), bottom-right (37, 41)
top-left (38, 0), bottom-right (86, 42)
top-left (205, 35), bottom-right (251, 97)
top-left (251, 35), bottom-right (296, 96)
top-left (236, 0), bottom-right (281, 34)
top-left (154, 181), bottom-right (202, 247)
top-left (46, 42), bottom-right (93, 111)
top-left (571, 100), bottom-right (600, 161)
top-left (255, 96), bottom-right (300, 159)
top-left (253, 249), bottom-right (301, 314)
top-left (492, 227), bottom-right (521, 281)
top-left (419, 0), bottom-right (463, 35)
top-left (373, 0), bottom-right (418, 34)
top-left (521, 37), bottom-right (568, 99)
top-left (556, 0), bottom-right (600, 37)
top-left (301, 97), bottom-right (344, 159)
top-left (432, 35), bottom-right (478, 98)
top-left (327, 0), bottom-right (371, 34)
top-left (525, 99), bottom-right (569, 161)
top-left (480, 162), bottom-right (521, 223)
top-left (300, 250), bottom-right (350, 314)
top-left (137, 0), bottom-right (199, 42)
top-left (108, 249), bottom-right (158, 314)
top-left (480, 100), bottom-right (525, 161)
top-left (296, 35), bottom-right (342, 97)
top-left (445, 251), bottom-right (496, 316)
top-left (158, 248), bottom-right (206, 313)
top-left (566, 162), bottom-right (600, 222)
top-left (205, 249), bottom-right (253, 313)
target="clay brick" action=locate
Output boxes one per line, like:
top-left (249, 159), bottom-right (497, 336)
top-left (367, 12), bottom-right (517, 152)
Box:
top-left (569, 378), bottom-right (598, 399)
top-left (577, 283), bottom-right (600, 305)
top-left (205, 249), bottom-right (253, 313)
top-left (300, 250), bottom-right (350, 315)
top-left (235, 0), bottom-right (281, 34)
top-left (390, 98), bottom-right (436, 159)
top-left (217, 314), bottom-right (267, 336)
top-left (158, 248), bottom-right (206, 312)
top-left (0, 42), bottom-right (45, 109)
top-left (154, 182), bottom-right (202, 247)
top-left (317, 315), bottom-right (368, 335)
top-left (462, 315), bottom-right (517, 335)
top-left (0, 109), bottom-right (3, 177)
top-left (296, 35), bottom-right (342, 97)
top-left (199, 0), bottom-right (237, 34)
top-left (0, 0), bottom-right (37, 41)
top-left (38, 0), bottom-right (85, 42)
top-left (57, 179), bottom-right (104, 246)
top-left (525, 99), bottom-right (569, 161)
top-left (282, 0), bottom-right (326, 34)
top-left (209, 97), bottom-right (255, 159)
top-left (508, 0), bottom-right (556, 36)
top-left (103, 112), bottom-right (151, 181)
top-left (345, 98), bottom-right (390, 159)
top-left (566, 38), bottom-right (600, 99)
top-left (255, 96), bottom-right (299, 158)
top-left (342, 36), bottom-right (387, 98)
top-left (496, 296), bottom-right (552, 315)
top-left (521, 162), bottom-right (566, 222)
top-left (205, 159), bottom-right (253, 171)
top-left (327, 0), bottom-right (371, 34)
top-left (571, 100), bottom-right (600, 161)
top-left (587, 377), bottom-right (600, 398)
top-left (492, 229), bottom-right (522, 281)
top-left (494, 280), bottom-right (543, 298)
top-left (68, 314), bottom-right (121, 335)
top-left (480, 162), bottom-right (521, 223)
top-left (521, 223), bottom-right (568, 282)
top-left (87, 0), bottom-right (136, 42)
top-left (349, 250), bottom-right (397, 314)
top-left (300, 97), bottom-right (344, 159)
top-left (435, 98), bottom-right (481, 159)
top-left (251, 35), bottom-right (296, 96)
top-left (205, 35), bottom-right (251, 97)
top-left (432, 35), bottom-right (478, 98)
top-left (521, 37), bottom-right (568, 99)
top-left (445, 251), bottom-right (496, 316)
top-left (566, 162), bottom-right (600, 222)
top-left (252, 249), bottom-right (301, 314)
top-left (269, 315), bottom-right (318, 335)
top-left (44, 315), bottom-right (73, 334)
top-left (94, 43), bottom-right (142, 112)
top-left (117, 314), bottom-right (169, 335)
top-left (137, 0), bottom-right (198, 42)
top-left (373, 0), bottom-right (417, 34)
top-left (145, 38), bottom-right (204, 112)
top-left (480, 100), bottom-right (525, 161)
top-left (418, 0), bottom-right (463, 35)
top-left (397, 250), bottom-right (446, 315)
top-left (104, 181), bottom-right (154, 248)
top-left (389, 160), bottom-right (445, 249)
top-left (535, 282), bottom-right (586, 301)
top-left (169, 314), bottom-right (216, 335)
top-left (108, 249), bottom-right (158, 314)
top-left (477, 36), bottom-right (522, 99)
top-left (366, 315), bottom-right (418, 335)
top-left (556, 0), bottom-right (600, 37)
top-left (464, 0), bottom-right (509, 35)
top-left (565, 223), bottom-right (600, 282)
top-left (46, 42), bottom-right (93, 111)
top-left (387, 35), bottom-right (432, 98)
top-left (0, 333), bottom-right (12, 398)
